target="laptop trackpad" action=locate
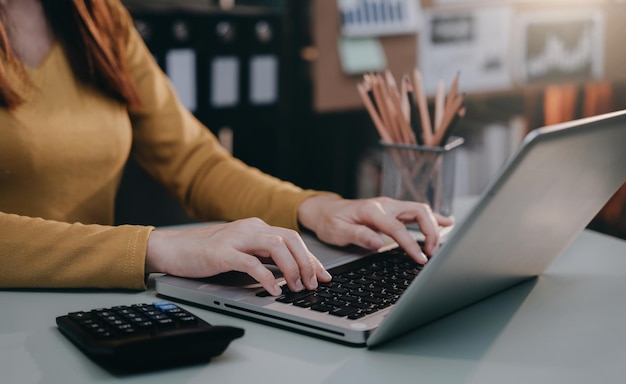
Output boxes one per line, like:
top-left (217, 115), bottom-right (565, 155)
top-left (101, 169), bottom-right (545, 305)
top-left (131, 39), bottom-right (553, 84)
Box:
top-left (196, 266), bottom-right (283, 289)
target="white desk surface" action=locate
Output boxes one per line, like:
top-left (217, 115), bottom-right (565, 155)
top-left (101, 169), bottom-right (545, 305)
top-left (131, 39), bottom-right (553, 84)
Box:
top-left (3, 198), bottom-right (626, 384)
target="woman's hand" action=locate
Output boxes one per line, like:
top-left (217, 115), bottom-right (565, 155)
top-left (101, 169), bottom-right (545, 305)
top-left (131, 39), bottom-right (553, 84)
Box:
top-left (297, 195), bottom-right (454, 264)
top-left (145, 218), bottom-right (332, 296)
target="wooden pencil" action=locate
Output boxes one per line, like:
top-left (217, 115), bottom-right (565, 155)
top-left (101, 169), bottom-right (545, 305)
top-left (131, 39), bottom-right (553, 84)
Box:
top-left (411, 69), bottom-right (434, 146)
top-left (357, 81), bottom-right (392, 143)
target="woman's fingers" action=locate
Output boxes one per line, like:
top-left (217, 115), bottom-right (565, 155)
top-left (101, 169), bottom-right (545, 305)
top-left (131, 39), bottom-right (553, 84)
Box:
top-left (296, 195), bottom-right (455, 265)
top-left (146, 218), bottom-right (331, 297)
top-left (226, 251), bottom-right (283, 296)
top-left (355, 200), bottom-right (430, 263)
top-left (240, 229), bottom-right (317, 292)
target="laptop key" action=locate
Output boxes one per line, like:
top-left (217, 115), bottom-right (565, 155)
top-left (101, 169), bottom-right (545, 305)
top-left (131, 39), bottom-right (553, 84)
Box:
top-left (347, 311), bottom-right (369, 320)
top-left (329, 306), bottom-right (359, 317)
top-left (276, 290), bottom-right (315, 303)
top-left (310, 304), bottom-right (333, 313)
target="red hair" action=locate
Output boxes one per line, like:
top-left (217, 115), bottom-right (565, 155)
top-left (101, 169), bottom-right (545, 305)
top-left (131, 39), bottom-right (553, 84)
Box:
top-left (0, 0), bottom-right (141, 110)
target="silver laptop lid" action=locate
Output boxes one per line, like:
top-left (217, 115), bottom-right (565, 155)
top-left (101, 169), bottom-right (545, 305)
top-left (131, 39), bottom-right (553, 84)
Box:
top-left (368, 110), bottom-right (626, 347)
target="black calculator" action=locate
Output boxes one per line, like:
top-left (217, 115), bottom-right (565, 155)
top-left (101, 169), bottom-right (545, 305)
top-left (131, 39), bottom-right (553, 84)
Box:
top-left (56, 301), bottom-right (244, 371)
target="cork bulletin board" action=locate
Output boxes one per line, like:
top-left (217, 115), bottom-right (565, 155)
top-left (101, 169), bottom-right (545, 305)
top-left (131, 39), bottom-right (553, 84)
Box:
top-left (310, 0), bottom-right (418, 112)
top-left (309, 0), bottom-right (626, 113)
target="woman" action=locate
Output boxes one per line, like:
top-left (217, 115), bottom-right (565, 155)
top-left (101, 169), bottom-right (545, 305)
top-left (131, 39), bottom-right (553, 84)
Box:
top-left (0, 0), bottom-right (452, 296)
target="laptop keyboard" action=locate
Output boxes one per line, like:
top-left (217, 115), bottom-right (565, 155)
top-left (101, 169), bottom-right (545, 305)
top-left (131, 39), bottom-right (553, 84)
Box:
top-left (256, 247), bottom-right (423, 320)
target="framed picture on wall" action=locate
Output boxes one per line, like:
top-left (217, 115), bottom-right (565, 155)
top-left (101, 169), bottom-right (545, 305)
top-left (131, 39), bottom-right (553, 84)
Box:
top-left (419, 6), bottom-right (514, 95)
top-left (515, 8), bottom-right (605, 84)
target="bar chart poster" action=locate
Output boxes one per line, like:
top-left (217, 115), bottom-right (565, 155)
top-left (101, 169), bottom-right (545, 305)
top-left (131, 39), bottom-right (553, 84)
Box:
top-left (517, 9), bottom-right (604, 84)
top-left (337, 0), bottom-right (421, 37)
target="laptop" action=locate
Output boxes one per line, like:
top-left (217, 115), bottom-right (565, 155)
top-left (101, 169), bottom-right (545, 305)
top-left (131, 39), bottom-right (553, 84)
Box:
top-left (155, 110), bottom-right (626, 348)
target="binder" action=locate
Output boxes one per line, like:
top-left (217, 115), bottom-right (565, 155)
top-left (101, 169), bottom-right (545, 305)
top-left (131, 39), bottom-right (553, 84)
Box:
top-left (163, 13), bottom-right (201, 113)
top-left (197, 9), bottom-right (284, 176)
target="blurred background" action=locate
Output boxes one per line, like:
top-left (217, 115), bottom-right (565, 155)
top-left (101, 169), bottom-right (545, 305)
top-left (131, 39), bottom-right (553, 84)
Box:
top-left (115, 0), bottom-right (626, 240)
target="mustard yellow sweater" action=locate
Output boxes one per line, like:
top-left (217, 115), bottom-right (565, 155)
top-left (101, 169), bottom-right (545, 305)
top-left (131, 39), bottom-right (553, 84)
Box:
top-left (0, 4), bottom-right (325, 290)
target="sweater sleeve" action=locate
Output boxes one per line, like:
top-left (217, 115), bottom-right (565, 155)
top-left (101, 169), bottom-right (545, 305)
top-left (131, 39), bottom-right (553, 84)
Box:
top-left (119, 6), bottom-right (337, 230)
top-left (0, 212), bottom-right (152, 289)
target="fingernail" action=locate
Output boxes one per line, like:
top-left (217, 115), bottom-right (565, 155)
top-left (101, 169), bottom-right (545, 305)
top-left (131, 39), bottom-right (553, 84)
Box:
top-left (272, 284), bottom-right (282, 296)
top-left (369, 237), bottom-right (384, 249)
top-left (322, 270), bottom-right (332, 280)
top-left (419, 252), bottom-right (428, 263)
top-left (295, 278), bottom-right (305, 291)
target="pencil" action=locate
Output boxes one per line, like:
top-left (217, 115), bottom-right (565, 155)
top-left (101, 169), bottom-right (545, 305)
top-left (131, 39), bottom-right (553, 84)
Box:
top-left (439, 107), bottom-right (465, 147)
top-left (369, 74), bottom-right (395, 141)
top-left (376, 73), bottom-right (403, 143)
top-left (400, 75), bottom-right (410, 124)
top-left (406, 89), bottom-right (424, 145)
top-left (445, 71), bottom-right (460, 113)
top-left (434, 79), bottom-right (445, 133)
top-left (385, 73), bottom-right (414, 145)
top-left (399, 76), bottom-right (417, 145)
top-left (411, 69), bottom-right (433, 146)
top-left (432, 93), bottom-right (464, 146)
top-left (357, 81), bottom-right (392, 143)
